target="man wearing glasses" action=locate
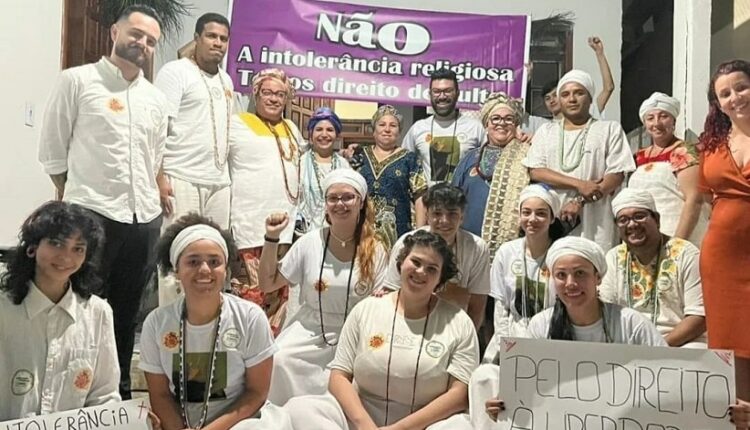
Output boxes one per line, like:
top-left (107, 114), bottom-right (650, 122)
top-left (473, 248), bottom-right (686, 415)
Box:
top-left (599, 188), bottom-right (706, 348)
top-left (402, 68), bottom-right (486, 185)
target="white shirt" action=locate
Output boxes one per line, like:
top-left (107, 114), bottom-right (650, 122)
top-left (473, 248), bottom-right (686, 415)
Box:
top-left (0, 283), bottom-right (120, 419)
top-left (402, 113), bottom-right (486, 184)
top-left (139, 294), bottom-right (277, 424)
top-left (155, 58), bottom-right (234, 186)
top-left (38, 57), bottom-right (168, 224)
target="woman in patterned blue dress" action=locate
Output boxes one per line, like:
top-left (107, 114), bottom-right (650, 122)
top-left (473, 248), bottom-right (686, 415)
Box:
top-left (350, 105), bottom-right (428, 248)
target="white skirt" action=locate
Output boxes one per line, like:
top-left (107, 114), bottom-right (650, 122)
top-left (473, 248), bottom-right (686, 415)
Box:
top-left (230, 401), bottom-right (293, 430)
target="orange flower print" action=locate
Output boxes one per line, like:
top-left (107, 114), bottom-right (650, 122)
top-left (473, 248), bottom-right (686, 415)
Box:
top-left (541, 266), bottom-right (550, 279)
top-left (631, 285), bottom-right (644, 300)
top-left (314, 279), bottom-right (329, 293)
top-left (670, 146), bottom-right (690, 171)
top-left (225, 89), bottom-right (233, 100)
top-left (163, 331), bottom-right (179, 350)
top-left (425, 133), bottom-right (432, 143)
top-left (73, 368), bottom-right (92, 391)
top-left (107, 98), bottom-right (125, 113)
top-left (644, 163), bottom-right (654, 172)
top-left (369, 334), bottom-right (385, 350)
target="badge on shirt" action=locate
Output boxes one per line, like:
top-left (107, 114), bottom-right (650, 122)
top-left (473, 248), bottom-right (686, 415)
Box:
top-left (368, 333), bottom-right (386, 350)
top-left (511, 260), bottom-right (524, 276)
top-left (73, 367), bottom-right (93, 392)
top-left (107, 98), bottom-right (125, 113)
top-left (11, 369), bottom-right (34, 395)
top-left (657, 275), bottom-right (673, 292)
top-left (162, 331), bottom-right (180, 351)
top-left (456, 132), bottom-right (468, 144)
top-left (425, 340), bottom-right (446, 359)
top-left (222, 328), bottom-right (242, 349)
top-left (211, 86), bottom-right (223, 100)
top-left (354, 281), bottom-right (371, 296)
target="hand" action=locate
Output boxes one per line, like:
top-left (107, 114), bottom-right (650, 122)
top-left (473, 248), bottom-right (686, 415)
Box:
top-left (146, 411), bottom-right (161, 430)
top-left (561, 201), bottom-right (582, 224)
top-left (730, 399), bottom-right (750, 429)
top-left (485, 398), bottom-right (506, 422)
top-left (516, 129), bottom-right (532, 144)
top-left (341, 144), bottom-right (359, 160)
top-left (157, 175), bottom-right (174, 217)
top-left (576, 180), bottom-right (603, 202)
top-left (588, 36), bottom-right (604, 54)
top-left (265, 212), bottom-right (290, 239)
top-left (371, 287), bottom-right (389, 297)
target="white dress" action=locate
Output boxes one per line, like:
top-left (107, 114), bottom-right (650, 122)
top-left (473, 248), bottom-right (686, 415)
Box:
top-left (283, 295), bottom-right (477, 429)
top-left (523, 120), bottom-right (636, 250)
top-left (268, 228), bottom-right (388, 405)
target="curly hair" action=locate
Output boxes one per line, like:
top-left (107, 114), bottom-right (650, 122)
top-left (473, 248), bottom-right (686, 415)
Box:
top-left (424, 183), bottom-right (467, 211)
top-left (395, 230), bottom-right (459, 291)
top-left (155, 213), bottom-right (237, 277)
top-left (698, 59), bottom-right (750, 152)
top-left (0, 201), bottom-right (105, 304)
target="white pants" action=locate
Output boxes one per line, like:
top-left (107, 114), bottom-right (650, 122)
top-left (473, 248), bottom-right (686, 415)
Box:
top-left (158, 174), bottom-right (230, 307)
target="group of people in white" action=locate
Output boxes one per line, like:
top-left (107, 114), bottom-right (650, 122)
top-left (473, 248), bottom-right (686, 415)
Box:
top-left (2, 4), bottom-right (750, 430)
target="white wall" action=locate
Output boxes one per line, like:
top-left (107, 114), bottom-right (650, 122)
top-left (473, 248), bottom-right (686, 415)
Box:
top-left (0, 0), bottom-right (63, 246)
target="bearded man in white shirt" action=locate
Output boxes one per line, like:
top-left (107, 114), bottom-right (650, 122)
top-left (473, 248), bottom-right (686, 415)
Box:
top-left (154, 13), bottom-right (233, 306)
top-left (38, 4), bottom-right (168, 400)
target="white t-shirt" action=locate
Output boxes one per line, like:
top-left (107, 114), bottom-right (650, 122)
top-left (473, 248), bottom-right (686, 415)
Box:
top-left (490, 238), bottom-right (556, 338)
top-left (384, 227), bottom-right (490, 298)
top-left (139, 294), bottom-right (277, 424)
top-left (523, 119), bottom-right (636, 250)
top-left (599, 238), bottom-right (705, 338)
top-left (279, 228), bottom-right (388, 335)
top-left (402, 113), bottom-right (486, 184)
top-left (527, 302), bottom-right (667, 346)
top-left (155, 58), bottom-right (234, 186)
top-left (330, 295), bottom-right (479, 426)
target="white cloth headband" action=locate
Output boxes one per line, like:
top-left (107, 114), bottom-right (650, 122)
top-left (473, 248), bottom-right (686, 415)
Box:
top-left (169, 224), bottom-right (229, 268)
top-left (519, 184), bottom-right (562, 218)
top-left (638, 92), bottom-right (680, 123)
top-left (546, 236), bottom-right (607, 276)
top-left (322, 169), bottom-right (368, 197)
top-left (557, 69), bottom-right (596, 99)
top-left (611, 188), bottom-right (657, 217)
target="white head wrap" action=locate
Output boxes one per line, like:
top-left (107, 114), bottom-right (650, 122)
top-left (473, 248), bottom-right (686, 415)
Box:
top-left (638, 92), bottom-right (680, 123)
top-left (611, 188), bottom-right (657, 217)
top-left (546, 236), bottom-right (607, 276)
top-left (519, 184), bottom-right (562, 218)
top-left (557, 69), bottom-right (596, 99)
top-left (169, 224), bottom-right (229, 268)
top-left (322, 169), bottom-right (368, 197)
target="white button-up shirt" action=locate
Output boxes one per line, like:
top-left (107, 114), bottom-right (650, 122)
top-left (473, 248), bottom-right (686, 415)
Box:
top-left (0, 283), bottom-right (121, 419)
top-left (38, 57), bottom-right (168, 224)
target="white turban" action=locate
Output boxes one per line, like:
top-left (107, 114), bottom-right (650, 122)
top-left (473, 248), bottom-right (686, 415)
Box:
top-left (169, 224), bottom-right (229, 268)
top-left (519, 184), bottom-right (562, 218)
top-left (611, 188), bottom-right (657, 217)
top-left (557, 69), bottom-right (596, 99)
top-left (546, 236), bottom-right (607, 276)
top-left (638, 92), bottom-right (680, 123)
top-left (322, 169), bottom-right (368, 197)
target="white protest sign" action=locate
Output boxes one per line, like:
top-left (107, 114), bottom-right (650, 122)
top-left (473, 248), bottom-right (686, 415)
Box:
top-left (498, 338), bottom-right (735, 430)
top-left (0, 399), bottom-right (151, 430)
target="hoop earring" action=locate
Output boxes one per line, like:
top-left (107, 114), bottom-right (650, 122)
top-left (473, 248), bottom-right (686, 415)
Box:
top-left (26, 246), bottom-right (36, 258)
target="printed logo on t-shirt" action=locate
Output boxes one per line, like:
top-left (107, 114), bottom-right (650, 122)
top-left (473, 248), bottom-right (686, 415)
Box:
top-left (107, 98), bottom-right (125, 113)
top-left (354, 281), bottom-right (371, 296)
top-left (511, 260), bottom-right (524, 276)
top-left (222, 328), bottom-right (242, 349)
top-left (211, 86), bottom-right (223, 100)
top-left (73, 367), bottom-right (93, 392)
top-left (657, 274), bottom-right (673, 292)
top-left (10, 369), bottom-right (34, 395)
top-left (456, 132), bottom-right (468, 144)
top-left (368, 333), bottom-right (386, 350)
top-left (429, 136), bottom-right (460, 182)
top-left (162, 331), bottom-right (180, 351)
top-left (172, 352), bottom-right (228, 401)
top-left (424, 340), bottom-right (446, 359)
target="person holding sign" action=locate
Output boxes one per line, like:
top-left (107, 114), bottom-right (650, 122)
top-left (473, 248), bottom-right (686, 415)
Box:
top-left (482, 183), bottom-right (565, 364)
top-left (139, 214), bottom-right (291, 430)
top-left (600, 188), bottom-right (707, 348)
top-left (472, 236), bottom-right (666, 427)
top-left (283, 230), bottom-right (477, 429)
top-left (0, 201), bottom-right (120, 419)
top-left (259, 169), bottom-right (388, 406)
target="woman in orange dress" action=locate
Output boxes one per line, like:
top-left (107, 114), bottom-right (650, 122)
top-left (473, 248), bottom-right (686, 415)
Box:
top-left (698, 59), bottom-right (750, 401)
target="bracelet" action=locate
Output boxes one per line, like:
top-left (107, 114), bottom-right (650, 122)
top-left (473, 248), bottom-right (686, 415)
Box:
top-left (575, 195), bottom-right (586, 206)
top-left (264, 235), bottom-right (280, 243)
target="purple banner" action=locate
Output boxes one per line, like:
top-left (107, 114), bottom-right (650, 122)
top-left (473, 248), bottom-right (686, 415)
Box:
top-left (226, 0), bottom-right (530, 108)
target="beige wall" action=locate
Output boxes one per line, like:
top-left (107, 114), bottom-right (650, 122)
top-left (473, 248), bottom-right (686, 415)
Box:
top-left (711, 0), bottom-right (750, 70)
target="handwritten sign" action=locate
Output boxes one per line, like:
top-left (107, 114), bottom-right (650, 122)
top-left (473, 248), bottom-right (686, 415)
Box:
top-left (498, 338), bottom-right (736, 430)
top-left (0, 399), bottom-right (151, 430)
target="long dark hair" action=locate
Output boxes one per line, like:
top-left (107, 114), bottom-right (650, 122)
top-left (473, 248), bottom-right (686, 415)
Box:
top-left (698, 59), bottom-right (750, 152)
top-left (0, 201), bottom-right (105, 304)
top-left (547, 298), bottom-right (576, 340)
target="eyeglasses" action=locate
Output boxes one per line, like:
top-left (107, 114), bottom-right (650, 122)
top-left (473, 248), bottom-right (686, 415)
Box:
top-left (259, 89), bottom-right (287, 100)
top-left (325, 193), bottom-right (359, 205)
top-left (489, 115), bottom-right (517, 126)
top-left (615, 211), bottom-right (651, 227)
top-left (430, 88), bottom-right (456, 97)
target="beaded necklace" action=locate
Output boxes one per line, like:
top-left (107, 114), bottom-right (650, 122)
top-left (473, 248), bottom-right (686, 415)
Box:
top-left (429, 115), bottom-right (459, 181)
top-left (310, 153), bottom-right (339, 197)
top-left (317, 229), bottom-right (358, 346)
top-left (261, 119), bottom-right (301, 203)
top-left (178, 299), bottom-right (223, 429)
top-left (558, 118), bottom-right (594, 173)
top-left (517, 238), bottom-right (549, 319)
top-left (384, 291), bottom-right (432, 425)
top-left (192, 59), bottom-right (231, 171)
top-left (624, 238), bottom-right (664, 325)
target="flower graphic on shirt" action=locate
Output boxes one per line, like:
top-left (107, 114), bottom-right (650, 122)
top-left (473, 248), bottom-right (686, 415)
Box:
top-left (73, 368), bottom-right (92, 392)
top-left (107, 98), bottom-right (125, 113)
top-left (425, 133), bottom-right (432, 143)
top-left (163, 331), bottom-right (180, 350)
top-left (369, 334), bottom-right (385, 350)
top-left (670, 146), bottom-right (691, 171)
top-left (643, 163), bottom-right (655, 172)
top-left (225, 88), bottom-right (233, 100)
top-left (314, 279), bottom-right (329, 293)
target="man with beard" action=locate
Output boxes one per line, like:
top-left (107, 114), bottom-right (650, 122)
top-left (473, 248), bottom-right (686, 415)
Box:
top-left (402, 68), bottom-right (486, 184)
top-left (599, 188), bottom-right (706, 348)
top-left (38, 5), bottom-right (167, 399)
top-left (523, 69), bottom-right (634, 251)
top-left (154, 13), bottom-right (233, 305)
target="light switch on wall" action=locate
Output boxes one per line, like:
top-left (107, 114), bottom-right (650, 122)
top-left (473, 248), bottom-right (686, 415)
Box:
top-left (24, 102), bottom-right (34, 127)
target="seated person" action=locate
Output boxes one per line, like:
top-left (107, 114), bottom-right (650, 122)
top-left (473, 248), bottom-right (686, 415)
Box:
top-left (483, 184), bottom-right (565, 363)
top-left (470, 236), bottom-right (666, 429)
top-left (139, 214), bottom-right (291, 429)
top-left (384, 183), bottom-right (489, 328)
top-left (285, 230), bottom-right (478, 429)
top-left (599, 188), bottom-right (706, 347)
top-left (0, 201), bottom-right (119, 419)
